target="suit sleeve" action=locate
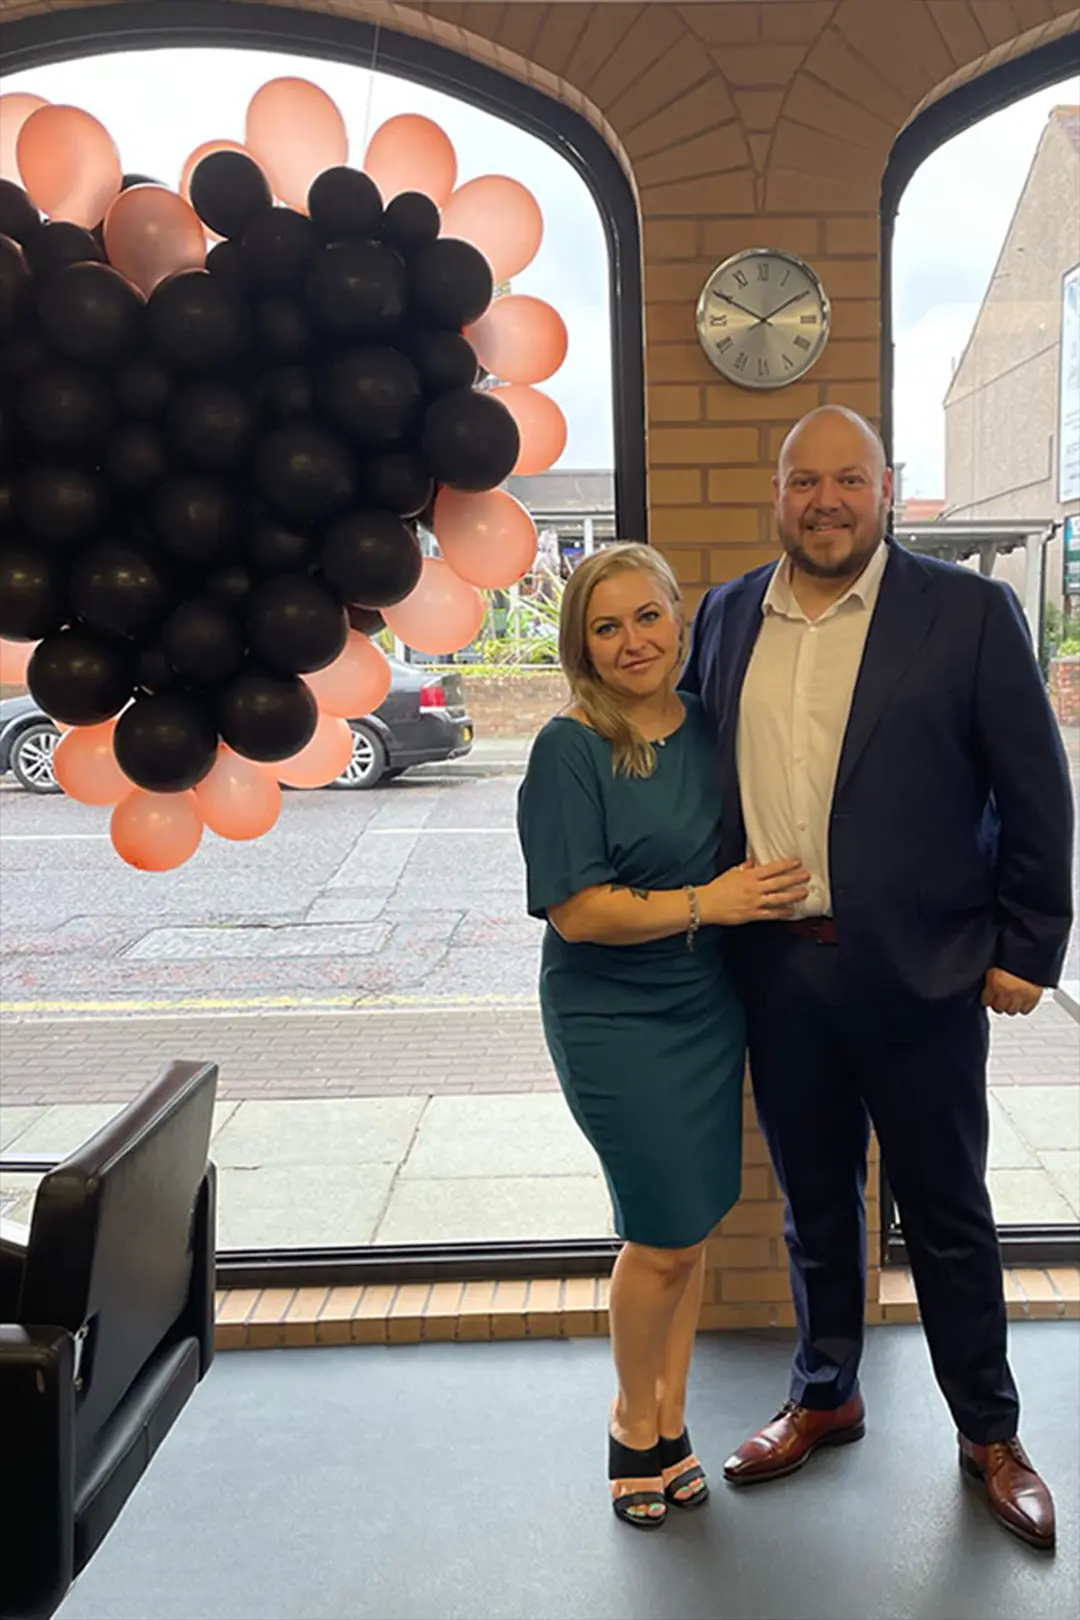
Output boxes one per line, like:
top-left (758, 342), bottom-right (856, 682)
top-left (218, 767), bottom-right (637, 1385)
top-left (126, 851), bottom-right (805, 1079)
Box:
top-left (678, 587), bottom-right (716, 699)
top-left (974, 583), bottom-right (1075, 985)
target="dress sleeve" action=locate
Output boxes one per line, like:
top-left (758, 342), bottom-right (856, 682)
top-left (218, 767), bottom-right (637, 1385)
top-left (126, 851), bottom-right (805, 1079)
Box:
top-left (516, 723), bottom-right (617, 919)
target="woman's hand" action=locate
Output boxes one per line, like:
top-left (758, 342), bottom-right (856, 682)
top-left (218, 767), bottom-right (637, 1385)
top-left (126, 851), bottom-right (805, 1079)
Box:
top-left (700, 858), bottom-right (810, 927)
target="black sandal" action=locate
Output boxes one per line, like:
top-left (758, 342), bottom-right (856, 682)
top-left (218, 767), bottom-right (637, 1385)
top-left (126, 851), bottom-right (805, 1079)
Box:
top-left (659, 1429), bottom-right (709, 1509)
top-left (608, 1433), bottom-right (667, 1530)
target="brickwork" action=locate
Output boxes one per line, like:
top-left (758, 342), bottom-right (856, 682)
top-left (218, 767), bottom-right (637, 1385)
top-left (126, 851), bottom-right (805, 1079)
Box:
top-left (5, 0), bottom-right (1078, 1330)
top-left (1051, 657), bottom-right (1080, 724)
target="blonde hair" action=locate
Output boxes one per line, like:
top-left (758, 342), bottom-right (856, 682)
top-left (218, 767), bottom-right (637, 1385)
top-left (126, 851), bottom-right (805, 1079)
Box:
top-left (558, 542), bottom-right (686, 778)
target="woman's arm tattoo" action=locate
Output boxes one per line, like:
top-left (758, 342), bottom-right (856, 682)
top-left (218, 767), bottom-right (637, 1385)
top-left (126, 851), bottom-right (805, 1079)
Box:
top-left (611, 883), bottom-right (650, 901)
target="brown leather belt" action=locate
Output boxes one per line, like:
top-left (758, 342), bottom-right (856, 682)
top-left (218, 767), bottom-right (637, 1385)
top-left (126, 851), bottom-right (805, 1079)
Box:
top-left (780, 916), bottom-right (839, 944)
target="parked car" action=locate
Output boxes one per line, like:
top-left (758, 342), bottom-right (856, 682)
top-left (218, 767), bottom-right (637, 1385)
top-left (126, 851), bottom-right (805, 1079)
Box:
top-left (0, 660), bottom-right (473, 794)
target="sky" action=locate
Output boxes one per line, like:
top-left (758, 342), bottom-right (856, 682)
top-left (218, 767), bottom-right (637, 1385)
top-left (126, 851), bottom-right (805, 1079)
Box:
top-left (4, 49), bottom-right (1077, 492)
top-left (892, 75), bottom-right (1079, 498)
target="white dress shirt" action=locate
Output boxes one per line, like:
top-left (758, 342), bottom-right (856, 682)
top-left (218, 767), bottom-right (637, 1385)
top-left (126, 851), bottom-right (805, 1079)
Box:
top-left (736, 541), bottom-right (888, 918)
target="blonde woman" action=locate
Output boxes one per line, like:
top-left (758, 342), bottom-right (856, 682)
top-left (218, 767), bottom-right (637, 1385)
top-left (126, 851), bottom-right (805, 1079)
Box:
top-left (516, 544), bottom-right (809, 1531)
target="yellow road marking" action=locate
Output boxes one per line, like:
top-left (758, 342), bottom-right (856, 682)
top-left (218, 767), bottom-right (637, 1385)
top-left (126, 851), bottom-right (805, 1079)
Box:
top-left (0, 992), bottom-right (537, 1019)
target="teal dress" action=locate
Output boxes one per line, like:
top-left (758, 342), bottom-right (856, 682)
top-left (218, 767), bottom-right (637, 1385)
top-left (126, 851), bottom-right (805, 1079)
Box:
top-left (516, 696), bottom-right (745, 1249)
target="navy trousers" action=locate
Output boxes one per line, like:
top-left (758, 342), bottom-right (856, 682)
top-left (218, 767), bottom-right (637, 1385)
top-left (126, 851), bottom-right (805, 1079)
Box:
top-left (733, 927), bottom-right (1019, 1445)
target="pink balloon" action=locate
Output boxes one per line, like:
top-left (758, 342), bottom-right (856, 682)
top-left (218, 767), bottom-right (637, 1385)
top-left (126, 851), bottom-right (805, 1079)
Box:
top-left (495, 385), bottom-right (568, 476)
top-left (16, 104), bottom-right (121, 227)
top-left (364, 114), bottom-right (457, 207)
top-left (303, 631), bottom-right (392, 719)
top-left (111, 790), bottom-right (203, 872)
top-left (195, 745), bottom-right (282, 840)
top-left (276, 713), bottom-right (354, 789)
top-left (441, 176), bottom-right (543, 282)
top-left (434, 489), bottom-right (538, 590)
top-left (466, 295), bottom-right (568, 386)
top-left (245, 78), bottom-right (348, 211)
top-left (0, 639), bottom-right (36, 685)
top-left (0, 92), bottom-right (48, 183)
top-left (384, 558), bottom-right (485, 656)
top-left (53, 720), bottom-right (130, 806)
top-left (104, 185), bottom-right (206, 294)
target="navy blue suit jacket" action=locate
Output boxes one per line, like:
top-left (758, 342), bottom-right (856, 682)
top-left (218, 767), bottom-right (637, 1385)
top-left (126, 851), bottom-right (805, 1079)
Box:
top-left (682, 540), bottom-right (1074, 1020)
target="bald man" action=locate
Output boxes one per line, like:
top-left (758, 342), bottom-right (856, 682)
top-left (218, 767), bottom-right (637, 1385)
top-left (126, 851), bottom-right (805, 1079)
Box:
top-left (682, 406), bottom-right (1073, 1549)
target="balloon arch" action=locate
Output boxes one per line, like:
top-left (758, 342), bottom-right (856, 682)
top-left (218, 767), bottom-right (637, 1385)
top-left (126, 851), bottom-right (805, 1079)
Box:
top-left (0, 77), bottom-right (569, 868)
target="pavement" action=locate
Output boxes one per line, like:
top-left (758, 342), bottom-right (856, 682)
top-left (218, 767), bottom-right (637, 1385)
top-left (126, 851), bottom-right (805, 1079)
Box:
top-left (0, 727), bottom-right (1077, 1246)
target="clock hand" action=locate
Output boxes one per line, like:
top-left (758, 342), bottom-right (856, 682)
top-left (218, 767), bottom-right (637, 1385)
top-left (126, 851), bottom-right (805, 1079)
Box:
top-left (714, 292), bottom-right (764, 323)
top-left (759, 289), bottom-right (811, 323)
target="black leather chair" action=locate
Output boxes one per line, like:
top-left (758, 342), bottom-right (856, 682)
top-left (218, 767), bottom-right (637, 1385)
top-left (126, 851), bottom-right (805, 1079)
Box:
top-left (0, 1059), bottom-right (218, 1620)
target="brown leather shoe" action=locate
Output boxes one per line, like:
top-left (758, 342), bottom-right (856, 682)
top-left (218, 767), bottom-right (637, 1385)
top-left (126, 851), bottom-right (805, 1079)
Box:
top-left (723, 1394), bottom-right (866, 1485)
top-left (959, 1435), bottom-right (1056, 1550)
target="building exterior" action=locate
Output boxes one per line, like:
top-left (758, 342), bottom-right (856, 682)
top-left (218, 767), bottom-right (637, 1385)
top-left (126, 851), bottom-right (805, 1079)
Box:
top-left (943, 106), bottom-right (1080, 606)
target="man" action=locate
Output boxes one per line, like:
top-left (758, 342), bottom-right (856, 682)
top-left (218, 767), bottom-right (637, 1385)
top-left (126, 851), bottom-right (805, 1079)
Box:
top-left (682, 405), bottom-right (1074, 1549)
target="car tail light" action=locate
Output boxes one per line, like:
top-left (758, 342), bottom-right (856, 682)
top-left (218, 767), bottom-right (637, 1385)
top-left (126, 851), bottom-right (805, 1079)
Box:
top-left (420, 679), bottom-right (446, 710)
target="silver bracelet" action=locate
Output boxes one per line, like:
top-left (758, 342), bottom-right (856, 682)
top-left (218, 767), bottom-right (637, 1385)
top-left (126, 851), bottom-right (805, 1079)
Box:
top-left (684, 885), bottom-right (701, 951)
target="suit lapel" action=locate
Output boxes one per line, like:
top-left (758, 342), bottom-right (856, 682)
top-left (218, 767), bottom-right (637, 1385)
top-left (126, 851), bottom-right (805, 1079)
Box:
top-left (835, 541), bottom-right (939, 797)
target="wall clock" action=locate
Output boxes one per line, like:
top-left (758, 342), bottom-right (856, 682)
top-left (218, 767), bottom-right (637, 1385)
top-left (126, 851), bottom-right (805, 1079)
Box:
top-left (695, 248), bottom-right (831, 389)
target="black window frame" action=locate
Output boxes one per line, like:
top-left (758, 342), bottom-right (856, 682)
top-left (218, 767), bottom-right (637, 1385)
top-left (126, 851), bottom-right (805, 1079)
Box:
top-left (0, 0), bottom-right (642, 1289)
top-left (880, 34), bottom-right (1080, 1270)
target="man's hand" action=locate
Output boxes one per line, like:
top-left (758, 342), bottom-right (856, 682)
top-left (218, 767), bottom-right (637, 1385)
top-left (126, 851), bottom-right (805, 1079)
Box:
top-left (982, 967), bottom-right (1043, 1016)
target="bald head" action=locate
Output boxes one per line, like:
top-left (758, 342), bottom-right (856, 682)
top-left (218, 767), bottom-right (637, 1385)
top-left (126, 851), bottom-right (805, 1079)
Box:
top-left (777, 406), bottom-right (887, 482)
top-left (773, 406), bottom-right (892, 584)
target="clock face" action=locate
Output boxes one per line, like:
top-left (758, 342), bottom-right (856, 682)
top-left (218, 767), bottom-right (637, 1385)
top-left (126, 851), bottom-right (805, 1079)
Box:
top-left (695, 249), bottom-right (831, 389)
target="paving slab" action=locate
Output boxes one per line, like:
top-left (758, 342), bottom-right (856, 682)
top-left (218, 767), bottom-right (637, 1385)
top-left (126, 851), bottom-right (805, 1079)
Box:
top-left (995, 1085), bottom-right (1080, 1153)
top-left (211, 1098), bottom-right (425, 1168)
top-left (0, 1105), bottom-right (46, 1149)
top-left (987, 1168), bottom-right (1077, 1225)
top-left (399, 1093), bottom-right (600, 1180)
top-left (374, 1173), bottom-right (614, 1245)
top-left (1038, 1149), bottom-right (1080, 1216)
top-left (988, 1095), bottom-right (1041, 1169)
top-left (216, 1162), bottom-right (397, 1249)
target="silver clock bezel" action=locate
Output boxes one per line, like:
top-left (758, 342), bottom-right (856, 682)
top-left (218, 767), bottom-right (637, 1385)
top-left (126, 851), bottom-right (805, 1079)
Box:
top-left (695, 248), bottom-right (832, 390)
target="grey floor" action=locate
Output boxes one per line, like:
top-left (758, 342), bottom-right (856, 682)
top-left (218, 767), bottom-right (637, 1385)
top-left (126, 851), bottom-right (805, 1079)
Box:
top-left (58, 1324), bottom-right (1078, 1620)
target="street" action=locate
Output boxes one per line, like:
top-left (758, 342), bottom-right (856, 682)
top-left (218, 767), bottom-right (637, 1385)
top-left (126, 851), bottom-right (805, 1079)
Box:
top-left (0, 757), bottom-right (540, 1013)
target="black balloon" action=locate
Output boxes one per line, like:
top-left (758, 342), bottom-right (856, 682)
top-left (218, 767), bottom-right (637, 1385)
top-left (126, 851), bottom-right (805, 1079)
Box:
top-left (381, 191), bottom-right (440, 256)
top-left (257, 365), bottom-right (314, 422)
top-left (153, 475), bottom-right (239, 567)
top-left (104, 422), bottom-right (168, 498)
top-left (318, 346), bottom-right (423, 450)
top-left (70, 542), bottom-right (169, 640)
top-left (121, 173), bottom-right (162, 191)
top-left (115, 356), bottom-right (172, 418)
top-left (17, 464), bottom-right (109, 546)
top-left (28, 627), bottom-right (135, 727)
top-left (0, 234), bottom-right (30, 339)
top-left (166, 380), bottom-right (253, 471)
top-left (253, 421), bottom-right (357, 525)
top-left (0, 545), bottom-right (65, 640)
top-left (23, 221), bottom-right (106, 279)
top-left (410, 238), bottom-right (493, 330)
top-left (241, 208), bottom-right (317, 291)
top-left (364, 449), bottom-right (433, 519)
top-left (0, 330), bottom-right (48, 387)
top-left (321, 509), bottom-right (422, 608)
top-left (307, 166), bottom-right (382, 241)
top-left (421, 388), bottom-right (519, 492)
top-left (206, 563), bottom-right (255, 605)
top-left (113, 692), bottom-right (218, 793)
top-left (37, 262), bottom-right (145, 368)
top-left (205, 238), bottom-right (247, 290)
top-left (306, 240), bottom-right (407, 337)
top-left (217, 668), bottom-right (318, 763)
top-left (346, 604), bottom-right (386, 636)
top-left (135, 642), bottom-right (177, 695)
top-left (162, 597), bottom-right (246, 685)
top-left (18, 364), bottom-right (115, 455)
top-left (189, 150), bottom-right (273, 240)
top-left (247, 513), bottom-right (314, 577)
top-left (410, 328), bottom-right (479, 396)
top-left (0, 181), bottom-right (40, 247)
top-left (147, 270), bottom-right (250, 374)
top-left (255, 297), bottom-right (309, 361)
top-left (245, 574), bottom-right (348, 675)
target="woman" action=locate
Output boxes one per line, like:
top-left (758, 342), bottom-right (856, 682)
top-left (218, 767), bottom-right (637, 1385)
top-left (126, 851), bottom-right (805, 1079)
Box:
top-left (516, 544), bottom-right (808, 1530)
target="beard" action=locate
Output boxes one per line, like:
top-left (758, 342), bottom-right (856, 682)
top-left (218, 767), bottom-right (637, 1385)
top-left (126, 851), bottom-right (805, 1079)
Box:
top-left (778, 502), bottom-right (888, 580)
